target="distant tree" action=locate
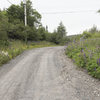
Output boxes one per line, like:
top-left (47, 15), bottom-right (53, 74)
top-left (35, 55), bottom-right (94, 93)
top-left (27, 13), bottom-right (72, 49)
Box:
top-left (36, 27), bottom-right (46, 40)
top-left (57, 22), bottom-right (67, 38)
top-left (89, 25), bottom-right (98, 34)
top-left (51, 22), bottom-right (67, 44)
top-left (52, 32), bottom-right (60, 44)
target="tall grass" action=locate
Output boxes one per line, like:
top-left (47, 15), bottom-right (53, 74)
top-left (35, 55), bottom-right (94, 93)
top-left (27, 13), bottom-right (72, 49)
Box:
top-left (0, 40), bottom-right (56, 66)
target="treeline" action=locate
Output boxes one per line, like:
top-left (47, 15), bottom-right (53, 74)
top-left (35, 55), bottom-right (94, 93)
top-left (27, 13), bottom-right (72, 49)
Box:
top-left (81, 26), bottom-right (100, 39)
top-left (0, 0), bottom-right (68, 46)
top-left (68, 25), bottom-right (100, 42)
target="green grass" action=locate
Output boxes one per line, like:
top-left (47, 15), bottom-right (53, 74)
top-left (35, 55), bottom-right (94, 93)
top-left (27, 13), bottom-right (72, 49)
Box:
top-left (0, 40), bottom-right (56, 66)
top-left (66, 38), bottom-right (100, 79)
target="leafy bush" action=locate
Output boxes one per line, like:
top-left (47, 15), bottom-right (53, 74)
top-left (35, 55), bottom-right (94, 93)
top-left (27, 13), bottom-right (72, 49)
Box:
top-left (0, 54), bottom-right (10, 66)
top-left (82, 31), bottom-right (91, 39)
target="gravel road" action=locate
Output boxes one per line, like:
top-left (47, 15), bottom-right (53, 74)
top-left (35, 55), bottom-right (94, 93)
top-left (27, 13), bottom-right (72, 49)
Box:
top-left (0, 46), bottom-right (100, 100)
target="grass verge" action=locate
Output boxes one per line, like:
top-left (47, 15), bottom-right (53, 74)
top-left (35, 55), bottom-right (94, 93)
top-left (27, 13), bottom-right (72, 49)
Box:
top-left (0, 40), bottom-right (56, 66)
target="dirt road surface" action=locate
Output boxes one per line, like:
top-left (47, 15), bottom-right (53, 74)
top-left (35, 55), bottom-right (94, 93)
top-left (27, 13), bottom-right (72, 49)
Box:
top-left (0, 46), bottom-right (100, 100)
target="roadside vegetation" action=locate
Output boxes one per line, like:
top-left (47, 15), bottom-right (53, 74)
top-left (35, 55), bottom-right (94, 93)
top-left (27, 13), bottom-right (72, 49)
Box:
top-left (66, 26), bottom-right (100, 79)
top-left (0, 40), bottom-right (55, 66)
top-left (0, 0), bottom-right (68, 66)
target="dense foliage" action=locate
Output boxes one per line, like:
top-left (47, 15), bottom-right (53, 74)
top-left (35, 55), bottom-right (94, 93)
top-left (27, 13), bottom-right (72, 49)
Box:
top-left (66, 27), bottom-right (100, 79)
top-left (0, 0), bottom-right (68, 46)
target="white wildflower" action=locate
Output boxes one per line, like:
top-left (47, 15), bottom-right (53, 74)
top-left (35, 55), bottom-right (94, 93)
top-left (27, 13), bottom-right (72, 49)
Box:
top-left (1, 51), bottom-right (9, 56)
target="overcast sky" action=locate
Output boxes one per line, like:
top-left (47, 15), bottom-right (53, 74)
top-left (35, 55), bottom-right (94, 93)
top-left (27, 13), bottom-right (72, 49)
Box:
top-left (0, 0), bottom-right (100, 35)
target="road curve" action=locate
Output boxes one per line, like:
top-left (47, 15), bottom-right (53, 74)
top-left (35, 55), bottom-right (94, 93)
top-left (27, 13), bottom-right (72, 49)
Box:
top-left (0, 46), bottom-right (100, 100)
top-left (0, 46), bottom-right (67, 100)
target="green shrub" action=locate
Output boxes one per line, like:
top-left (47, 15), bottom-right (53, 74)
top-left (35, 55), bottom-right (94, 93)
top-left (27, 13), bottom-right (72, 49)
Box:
top-left (95, 67), bottom-right (100, 78)
top-left (0, 55), bottom-right (10, 66)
